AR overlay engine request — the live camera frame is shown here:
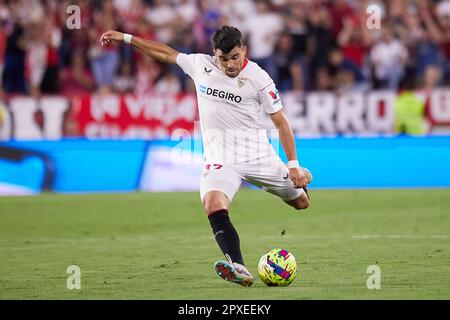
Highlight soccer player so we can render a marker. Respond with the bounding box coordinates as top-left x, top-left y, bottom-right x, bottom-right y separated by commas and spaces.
100, 26, 312, 287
